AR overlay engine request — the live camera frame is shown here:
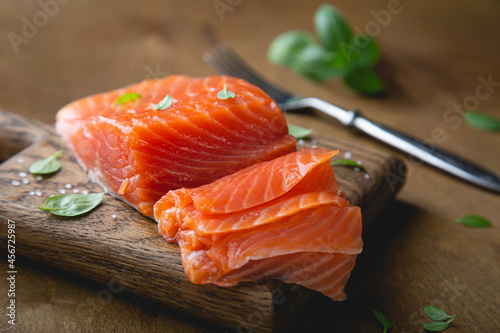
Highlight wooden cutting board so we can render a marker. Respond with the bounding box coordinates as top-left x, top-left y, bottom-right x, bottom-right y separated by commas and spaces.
0, 109, 405, 332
